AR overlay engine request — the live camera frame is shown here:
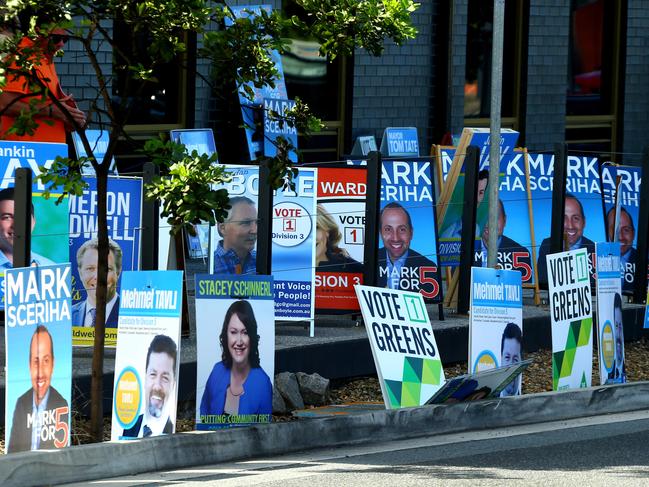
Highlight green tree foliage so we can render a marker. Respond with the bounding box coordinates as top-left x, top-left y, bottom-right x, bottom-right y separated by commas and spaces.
0, 0, 418, 441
